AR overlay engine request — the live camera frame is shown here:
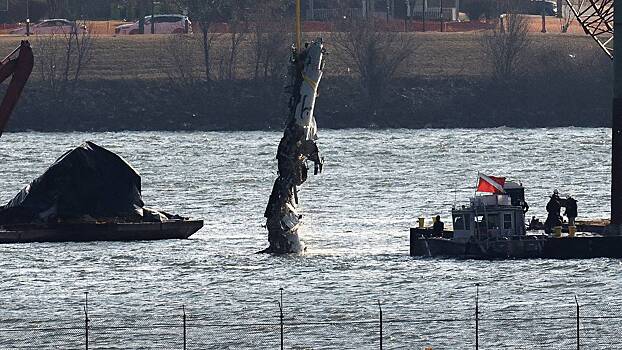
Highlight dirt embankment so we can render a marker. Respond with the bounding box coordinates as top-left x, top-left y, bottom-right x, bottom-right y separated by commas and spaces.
0, 32, 613, 131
